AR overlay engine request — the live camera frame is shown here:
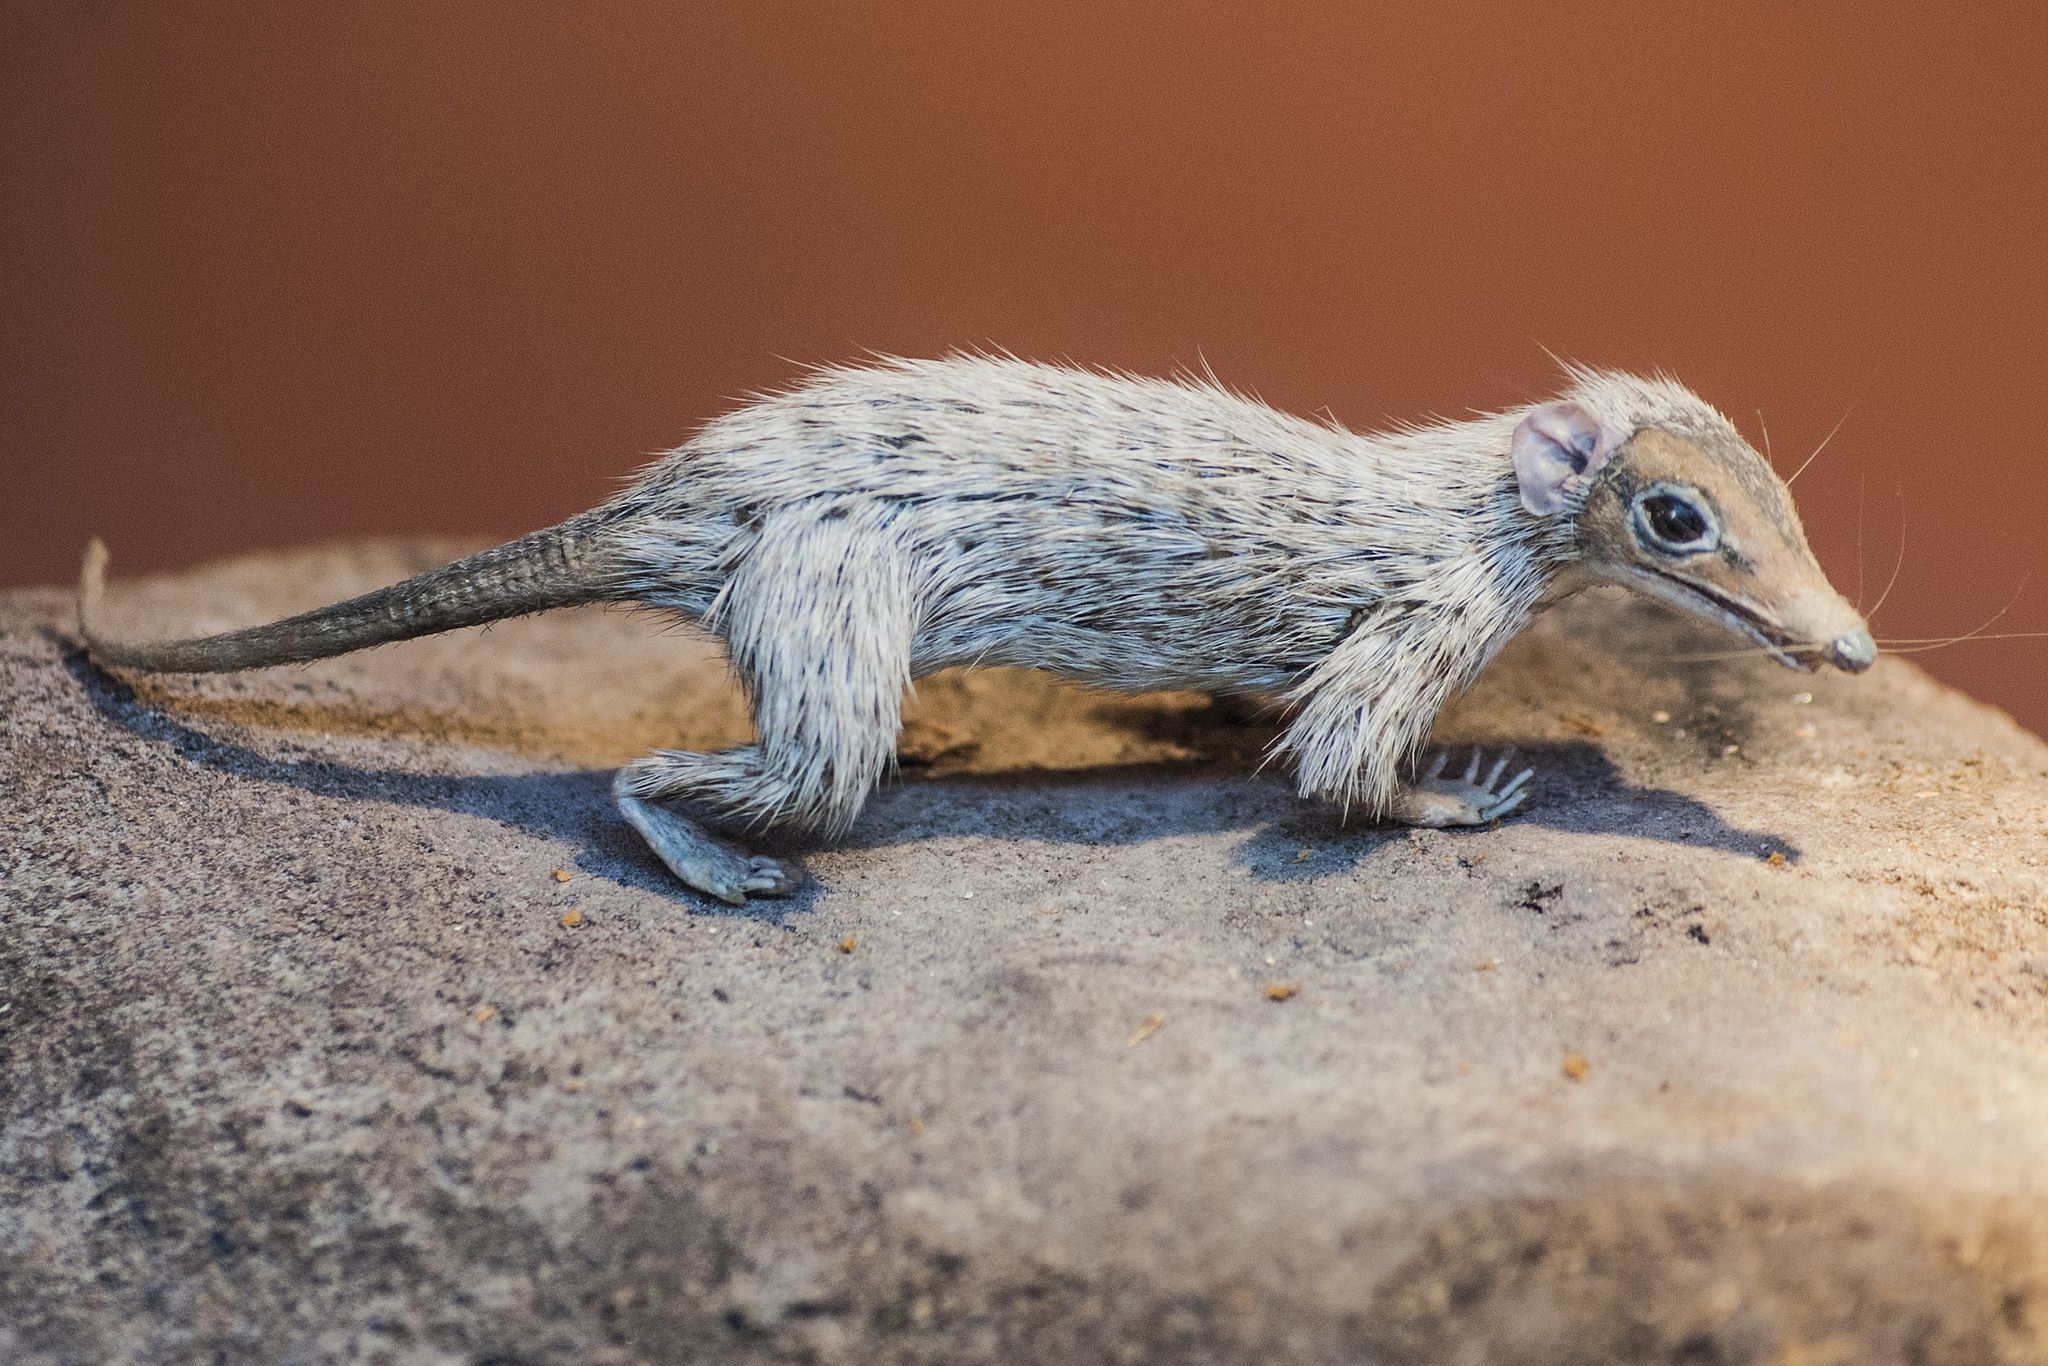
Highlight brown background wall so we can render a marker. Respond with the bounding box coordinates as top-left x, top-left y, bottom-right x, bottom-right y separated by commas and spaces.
4, 2, 2043, 735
